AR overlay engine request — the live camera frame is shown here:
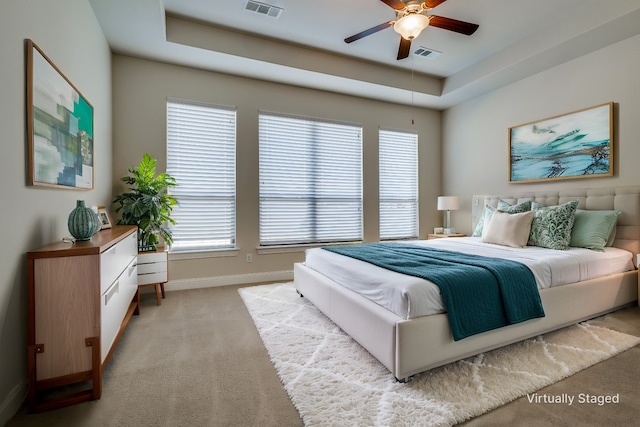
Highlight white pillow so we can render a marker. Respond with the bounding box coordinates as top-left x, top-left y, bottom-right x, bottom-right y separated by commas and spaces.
474, 200, 533, 238
482, 210, 535, 248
